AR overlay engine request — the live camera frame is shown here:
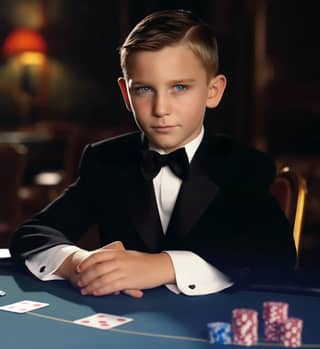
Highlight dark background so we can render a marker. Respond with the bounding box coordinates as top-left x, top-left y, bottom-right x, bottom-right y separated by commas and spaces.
0, 0, 319, 264
1, 1, 318, 149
